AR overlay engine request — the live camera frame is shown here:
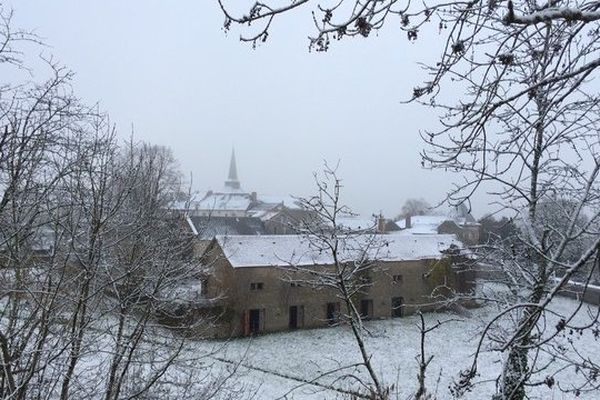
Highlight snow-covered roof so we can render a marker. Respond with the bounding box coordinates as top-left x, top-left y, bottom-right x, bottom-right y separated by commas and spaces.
394, 205, 479, 233
177, 192, 304, 215
395, 213, 480, 234
412, 215, 448, 227
258, 195, 303, 209
214, 234, 461, 268
194, 192, 253, 211
248, 209, 280, 221
395, 215, 447, 234
335, 216, 377, 232
189, 216, 265, 239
